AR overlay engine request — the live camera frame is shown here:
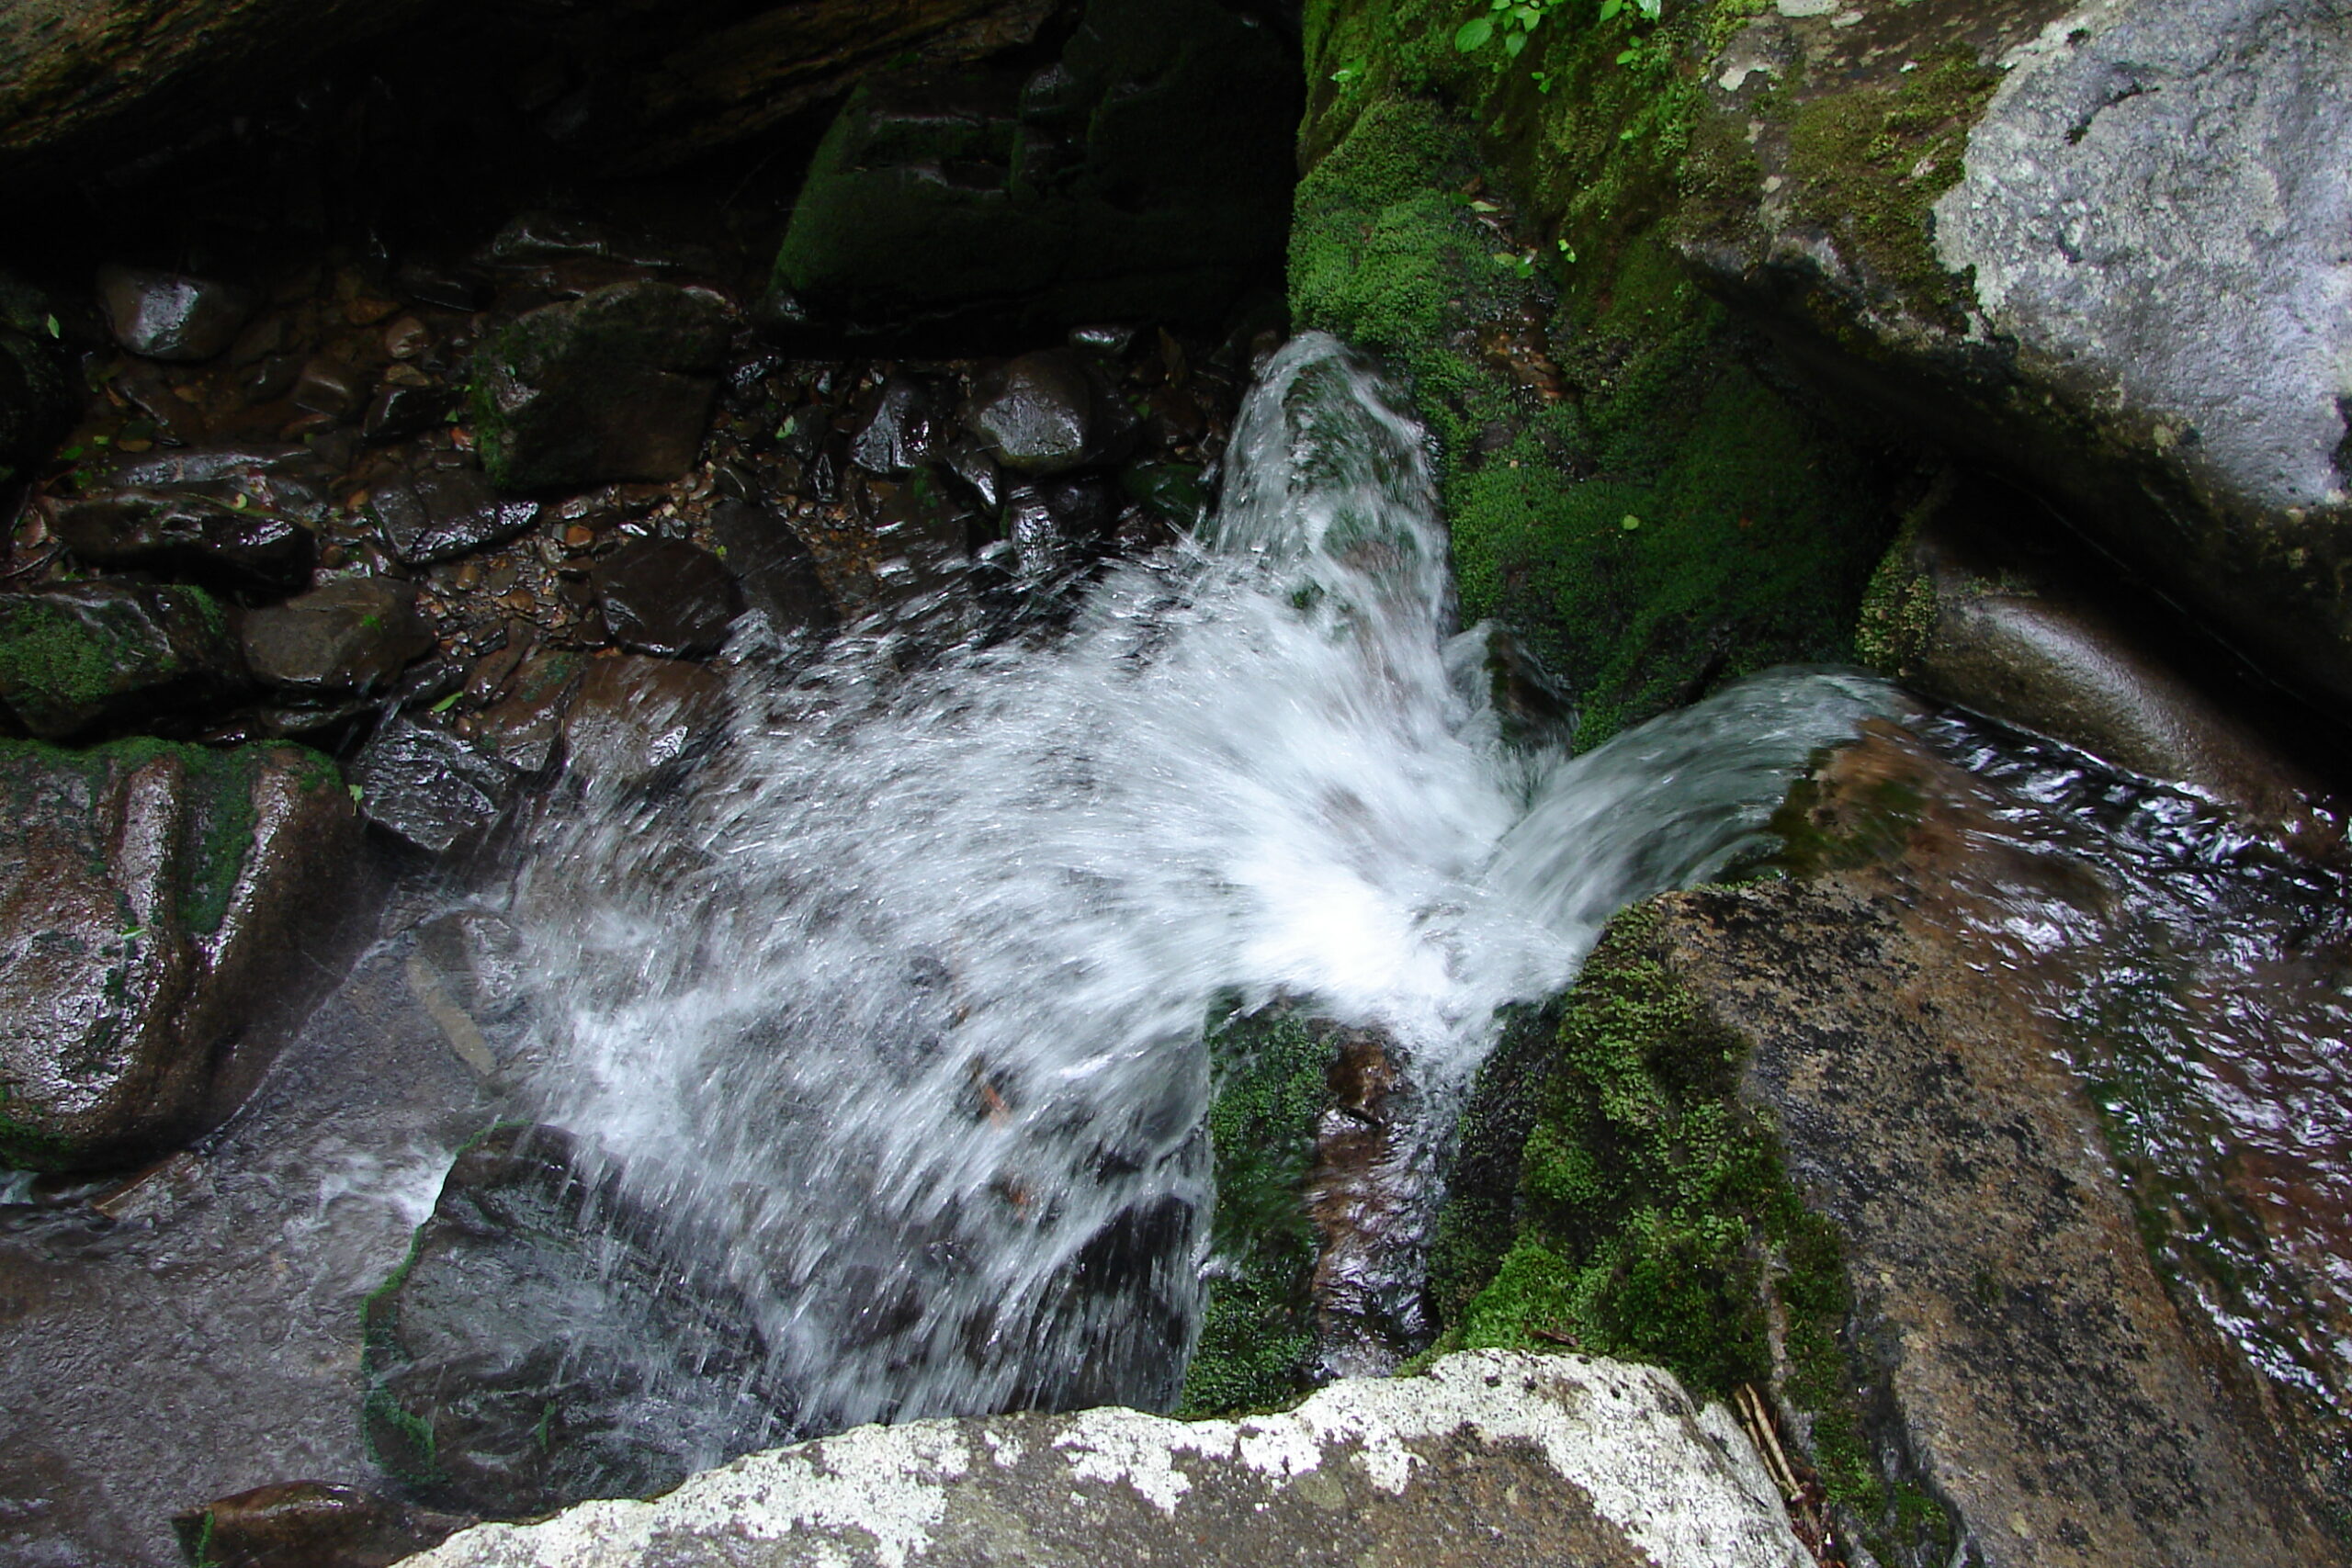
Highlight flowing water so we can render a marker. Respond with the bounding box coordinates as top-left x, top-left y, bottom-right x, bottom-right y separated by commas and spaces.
507, 333, 1905, 1441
